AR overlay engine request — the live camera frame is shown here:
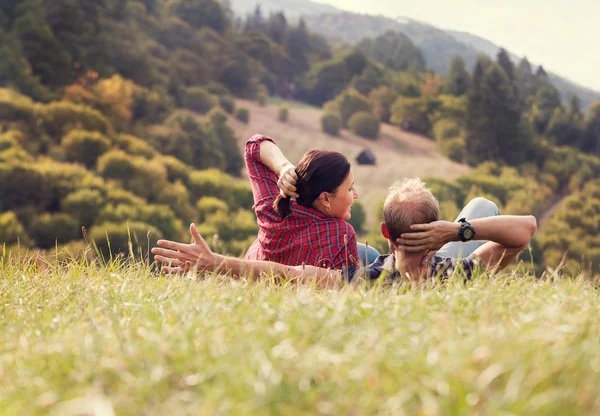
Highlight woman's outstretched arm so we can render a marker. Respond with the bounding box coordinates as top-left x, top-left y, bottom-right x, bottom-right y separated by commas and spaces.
152, 224, 342, 289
